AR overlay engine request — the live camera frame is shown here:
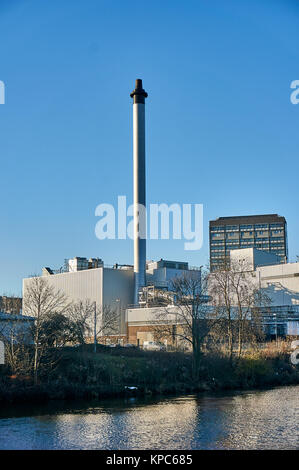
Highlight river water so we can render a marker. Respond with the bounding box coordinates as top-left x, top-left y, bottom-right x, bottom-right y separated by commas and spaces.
0, 385, 298, 450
